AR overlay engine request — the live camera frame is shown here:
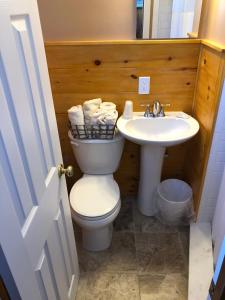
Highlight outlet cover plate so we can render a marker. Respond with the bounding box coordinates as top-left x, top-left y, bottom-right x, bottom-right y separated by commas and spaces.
138, 76, 150, 94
